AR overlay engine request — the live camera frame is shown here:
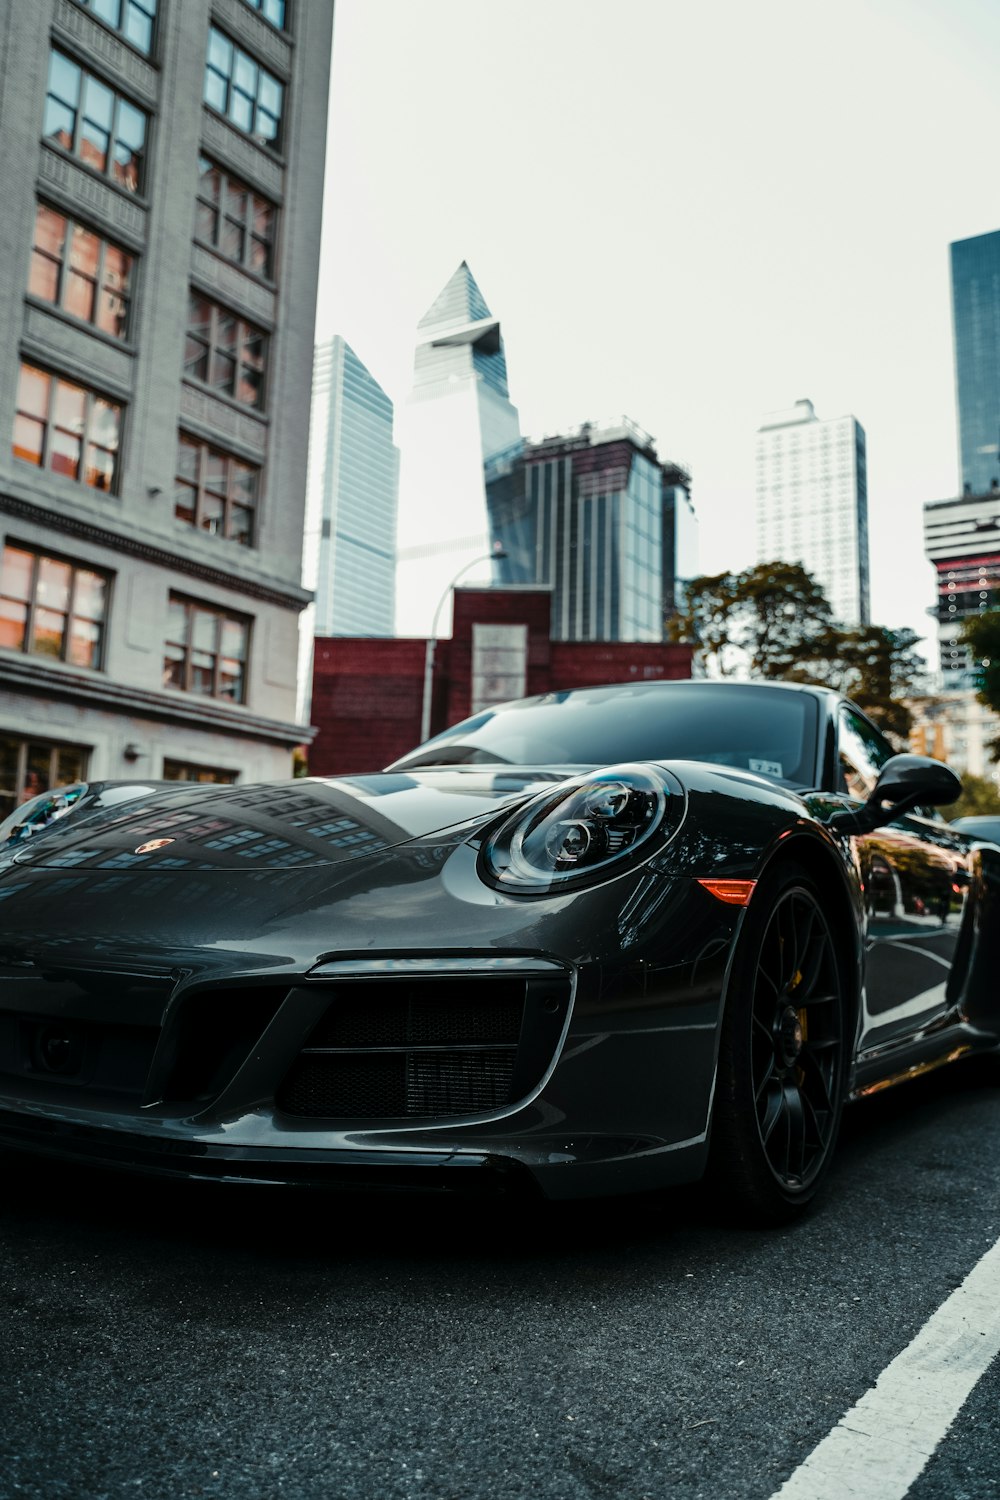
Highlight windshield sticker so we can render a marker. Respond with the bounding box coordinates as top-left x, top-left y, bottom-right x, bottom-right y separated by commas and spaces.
749, 758, 783, 778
